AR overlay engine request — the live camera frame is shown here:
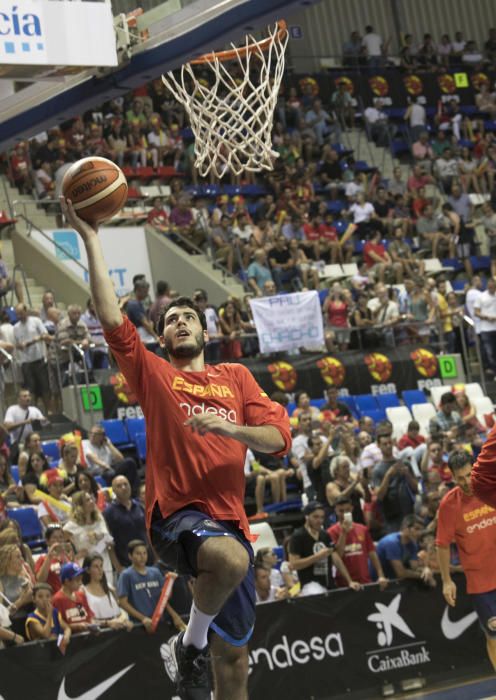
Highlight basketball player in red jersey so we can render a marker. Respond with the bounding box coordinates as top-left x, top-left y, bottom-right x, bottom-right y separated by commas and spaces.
437, 448, 496, 669
61, 197, 291, 700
